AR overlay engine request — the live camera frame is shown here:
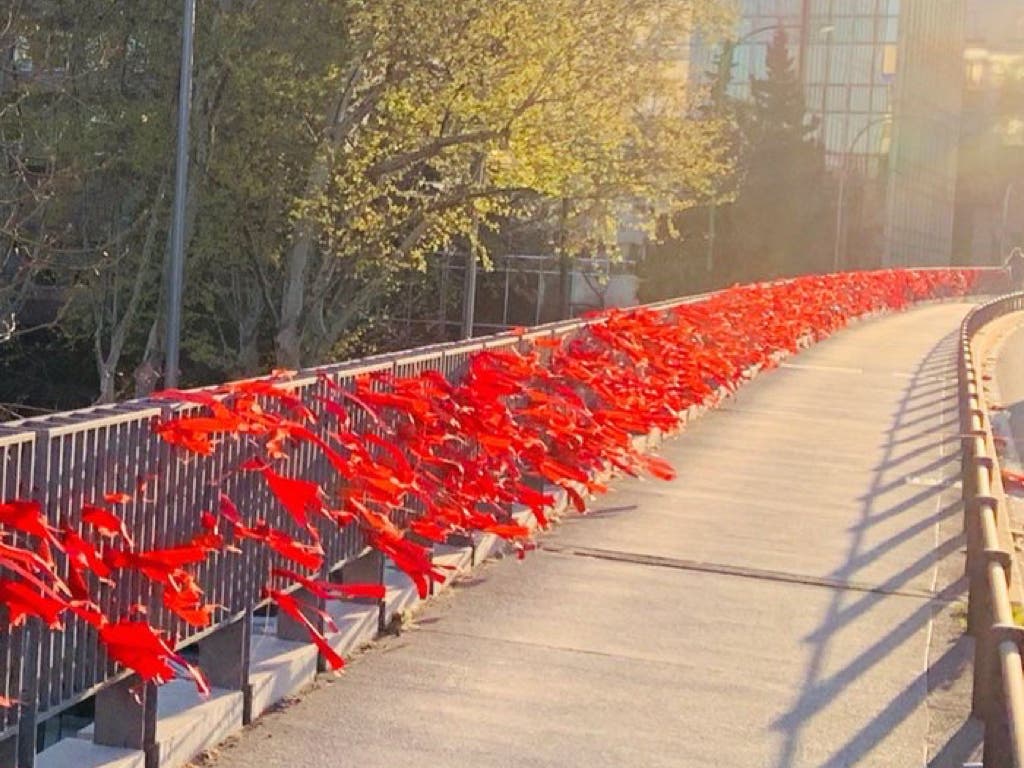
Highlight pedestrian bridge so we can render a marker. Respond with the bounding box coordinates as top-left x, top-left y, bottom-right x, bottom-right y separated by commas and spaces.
3, 272, 1022, 768
199, 302, 980, 768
